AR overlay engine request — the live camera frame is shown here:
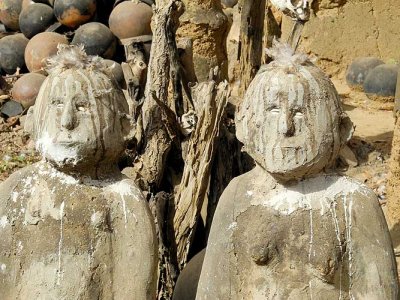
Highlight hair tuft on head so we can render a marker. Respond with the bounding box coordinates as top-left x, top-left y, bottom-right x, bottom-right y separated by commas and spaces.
46, 44, 106, 74
265, 39, 310, 68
